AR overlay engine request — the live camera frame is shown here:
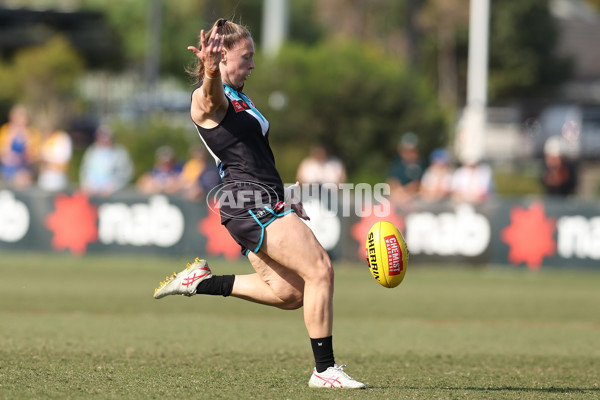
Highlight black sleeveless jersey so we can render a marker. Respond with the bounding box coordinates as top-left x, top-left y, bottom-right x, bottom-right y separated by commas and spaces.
192, 82, 285, 222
